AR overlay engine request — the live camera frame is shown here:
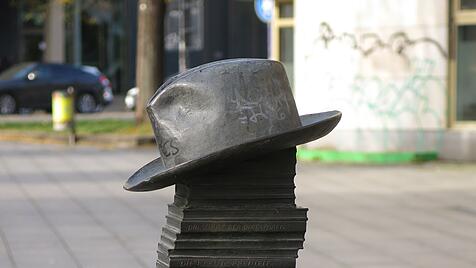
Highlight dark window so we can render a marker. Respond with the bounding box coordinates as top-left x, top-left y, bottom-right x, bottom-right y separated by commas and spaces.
279, 3, 294, 18
34, 65, 53, 80
456, 25, 476, 120
279, 27, 294, 88
461, 0, 476, 10
164, 0, 204, 51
